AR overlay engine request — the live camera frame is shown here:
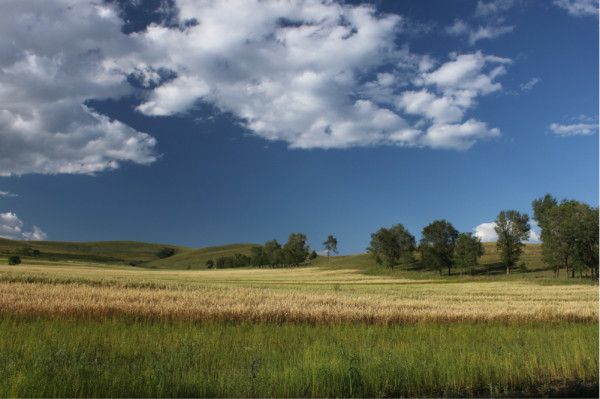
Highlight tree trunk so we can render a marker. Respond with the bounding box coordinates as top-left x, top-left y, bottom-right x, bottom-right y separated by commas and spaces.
506, 265, 510, 275
448, 266, 451, 276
